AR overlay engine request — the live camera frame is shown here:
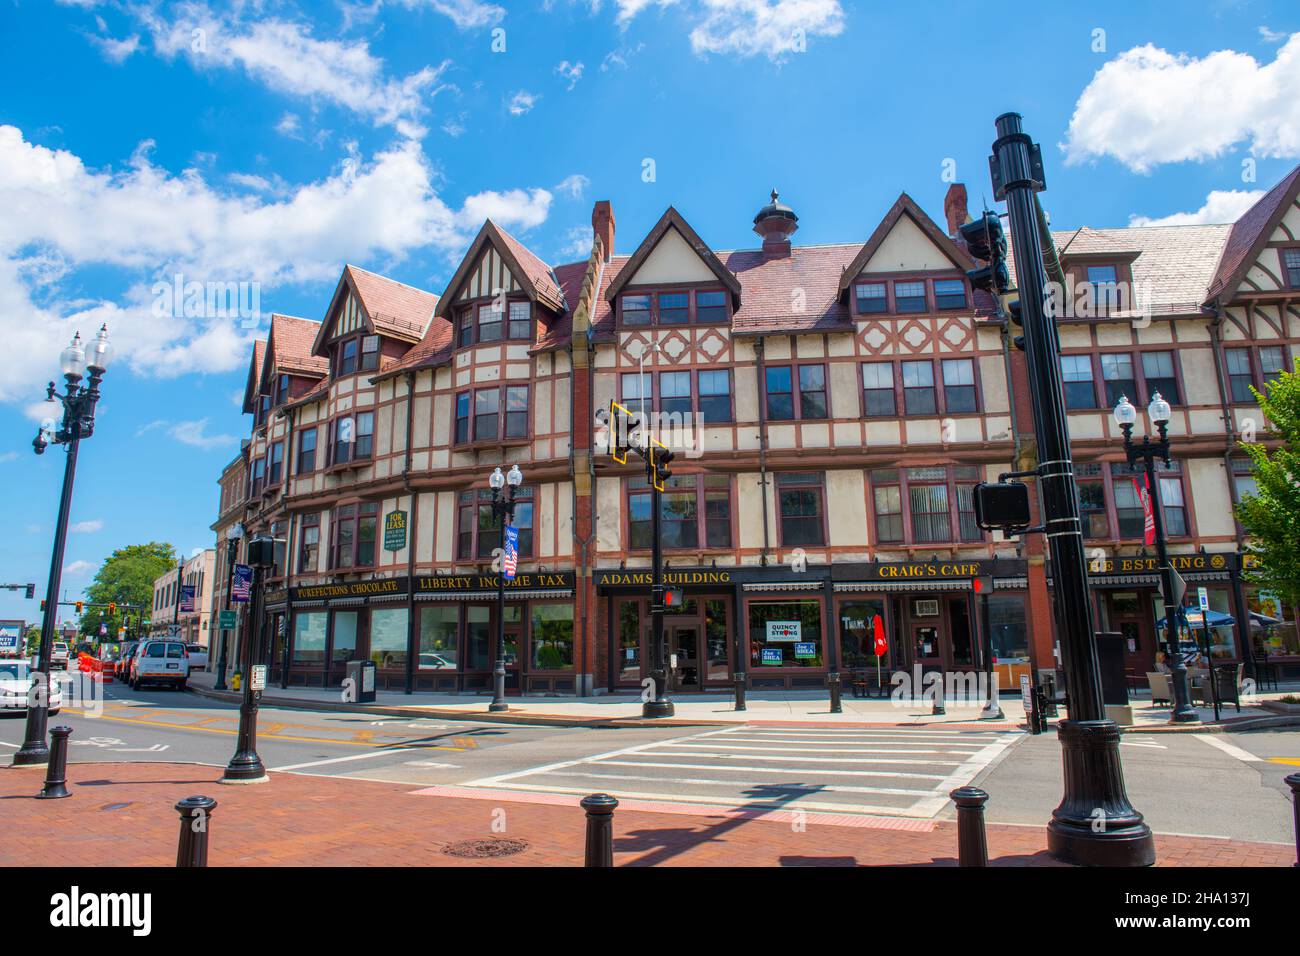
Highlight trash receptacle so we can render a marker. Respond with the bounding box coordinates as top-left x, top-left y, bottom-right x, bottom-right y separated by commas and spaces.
345, 659, 376, 703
